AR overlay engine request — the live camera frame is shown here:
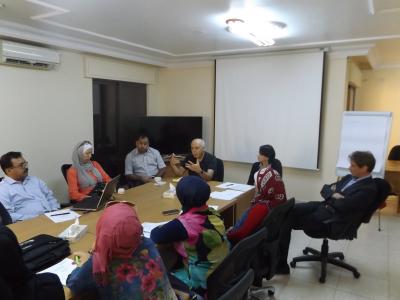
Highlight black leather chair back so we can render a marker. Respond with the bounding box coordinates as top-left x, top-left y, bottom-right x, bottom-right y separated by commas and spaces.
0, 201, 12, 225
218, 269, 254, 300
362, 178, 391, 223
207, 227, 267, 300
214, 158, 224, 182
254, 198, 294, 282
61, 164, 72, 182
388, 145, 400, 160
